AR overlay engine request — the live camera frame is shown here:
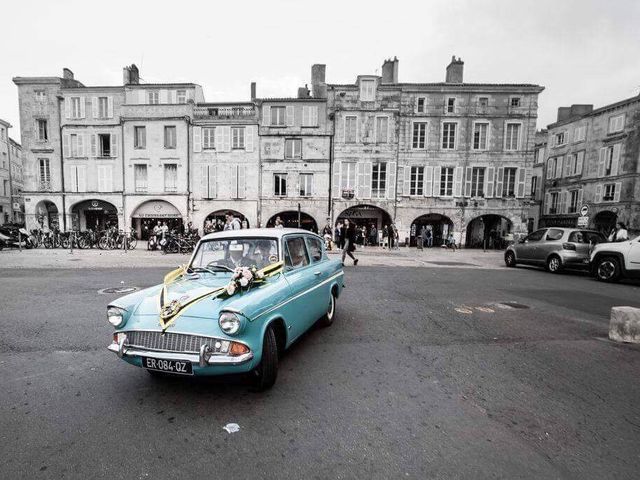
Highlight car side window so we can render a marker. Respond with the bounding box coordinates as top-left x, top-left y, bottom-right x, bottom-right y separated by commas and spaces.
526, 229, 546, 242
545, 229, 564, 241
306, 236, 324, 263
284, 237, 310, 270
